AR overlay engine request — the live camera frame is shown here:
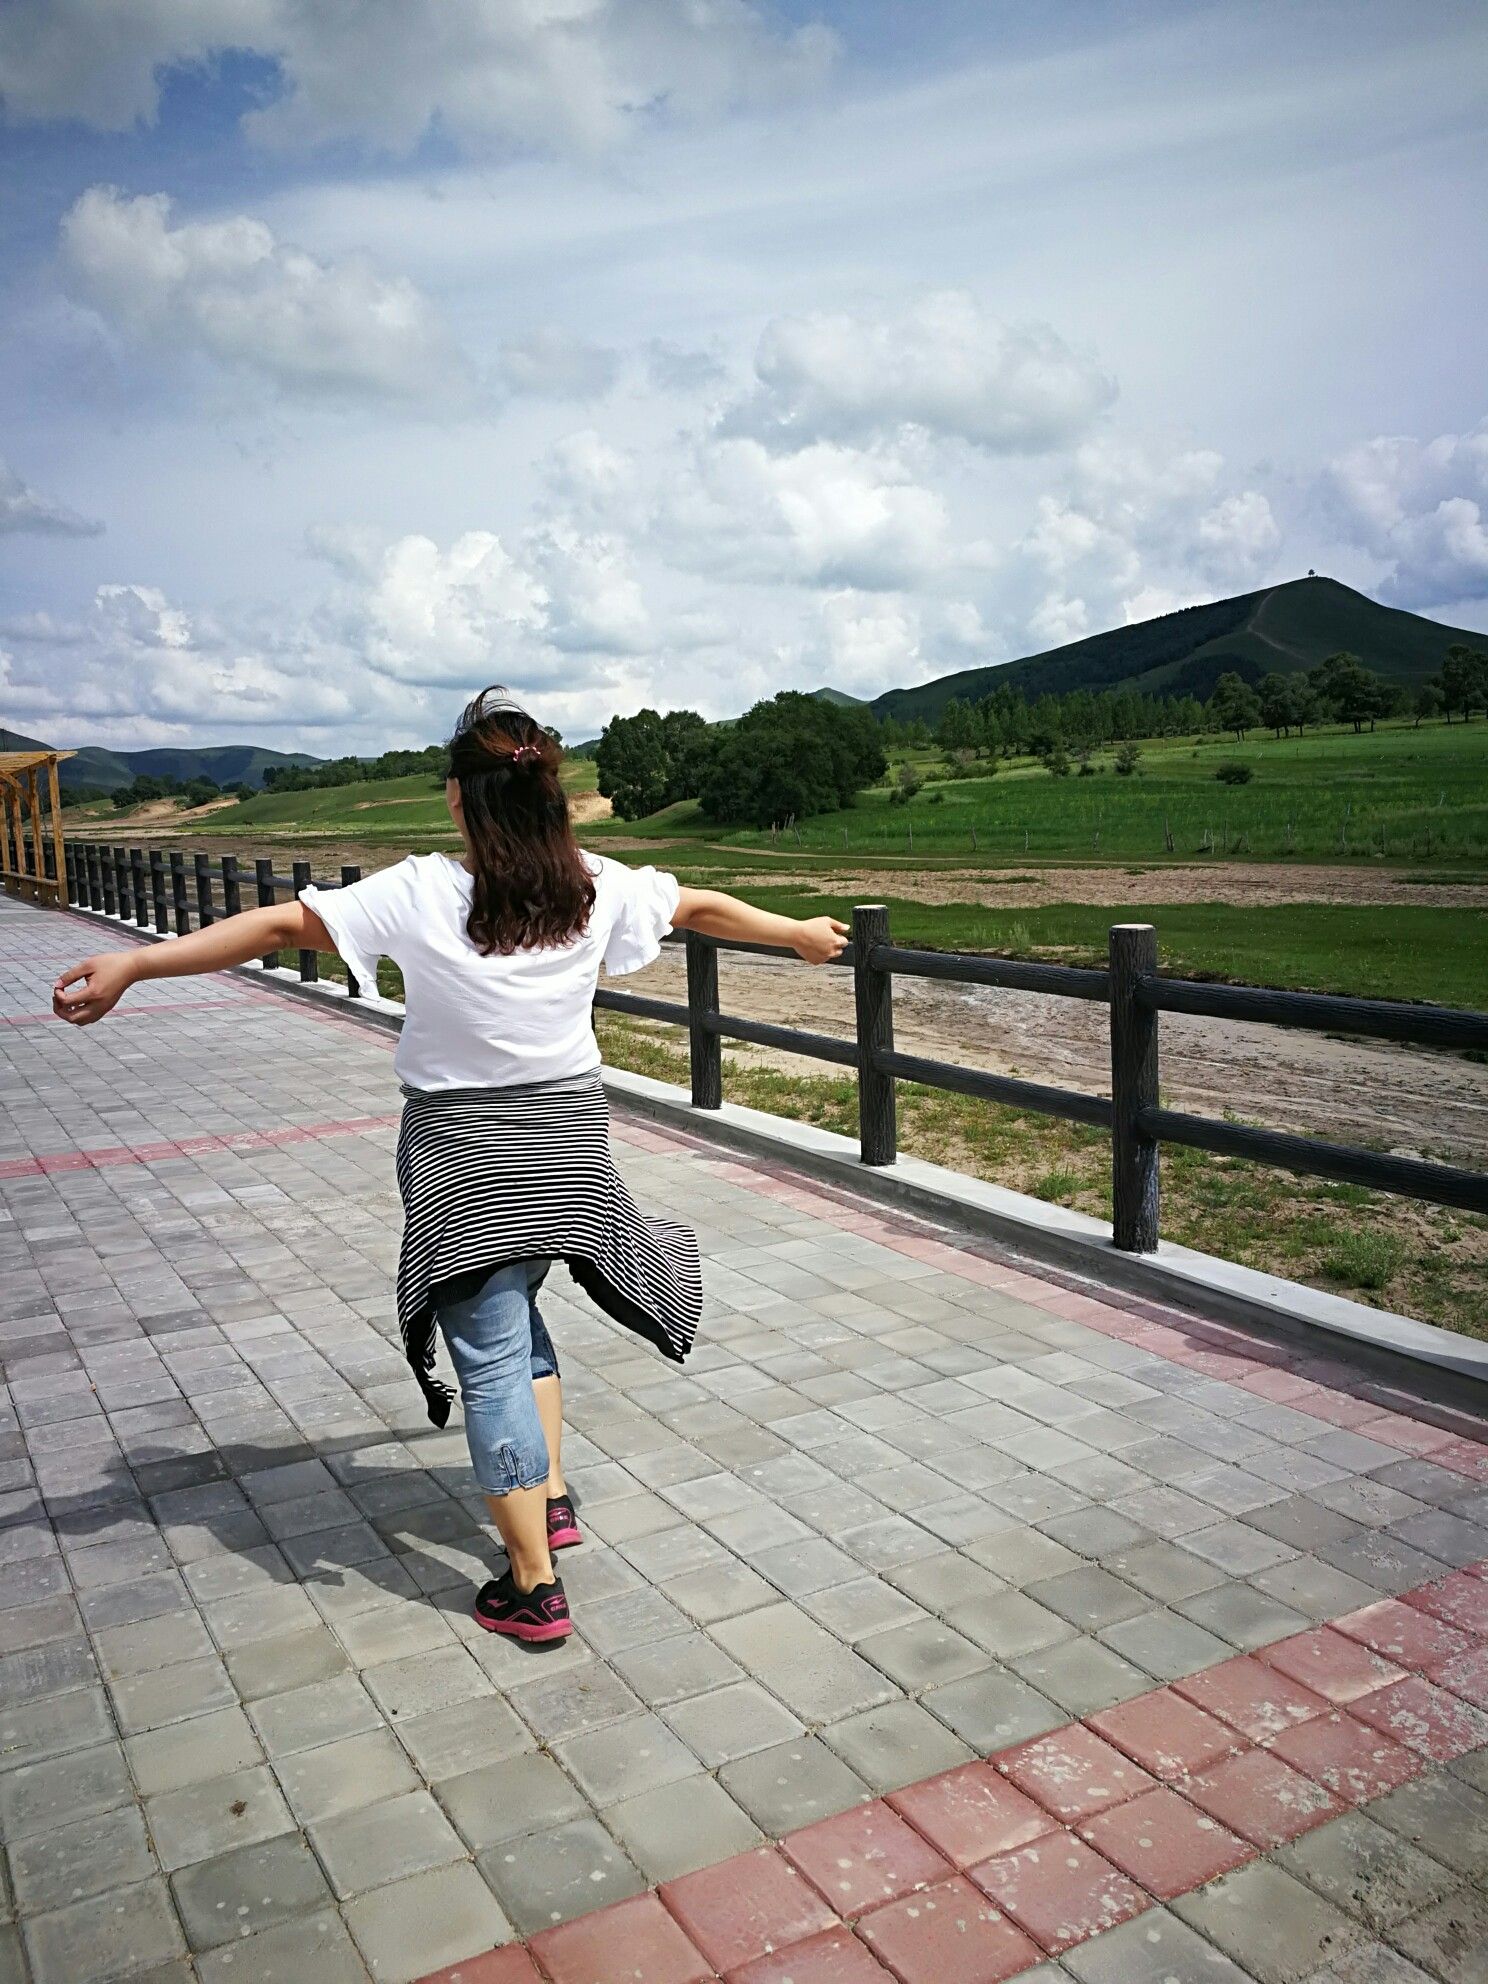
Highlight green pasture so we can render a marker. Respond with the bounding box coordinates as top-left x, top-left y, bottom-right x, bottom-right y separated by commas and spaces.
589, 718, 1488, 869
